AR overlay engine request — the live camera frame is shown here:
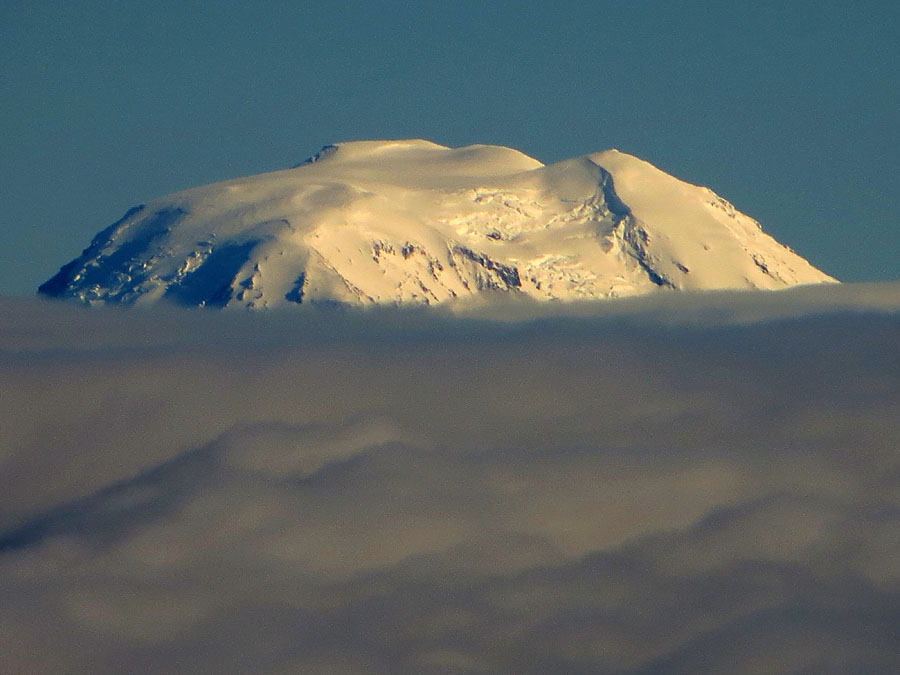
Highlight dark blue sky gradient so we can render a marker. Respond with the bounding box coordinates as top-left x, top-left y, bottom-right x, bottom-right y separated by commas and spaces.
2, 0, 898, 294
